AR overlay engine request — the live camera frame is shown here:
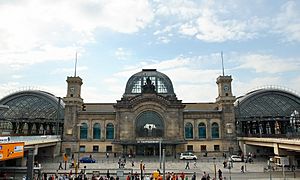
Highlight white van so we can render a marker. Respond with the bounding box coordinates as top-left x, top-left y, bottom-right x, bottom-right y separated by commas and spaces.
180, 152, 197, 160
